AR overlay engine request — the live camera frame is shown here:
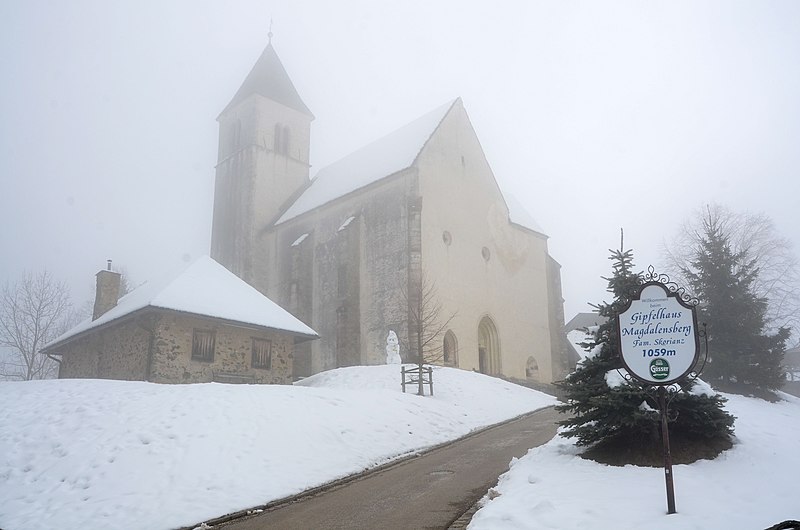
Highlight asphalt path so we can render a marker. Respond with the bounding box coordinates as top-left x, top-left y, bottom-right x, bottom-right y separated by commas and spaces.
217, 406, 560, 530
